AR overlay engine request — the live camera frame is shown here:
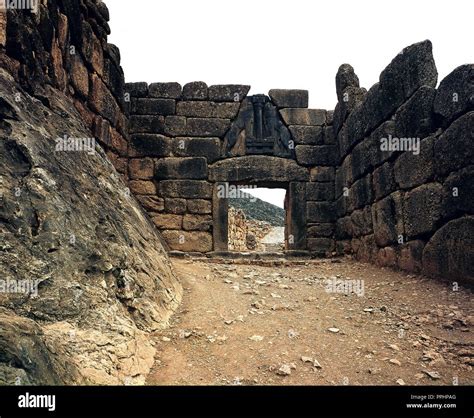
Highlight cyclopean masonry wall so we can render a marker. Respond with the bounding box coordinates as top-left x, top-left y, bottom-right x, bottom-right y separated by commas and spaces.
1, 0, 130, 178
124, 40, 473, 283
125, 82, 338, 254
333, 40, 473, 284
1, 0, 470, 287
